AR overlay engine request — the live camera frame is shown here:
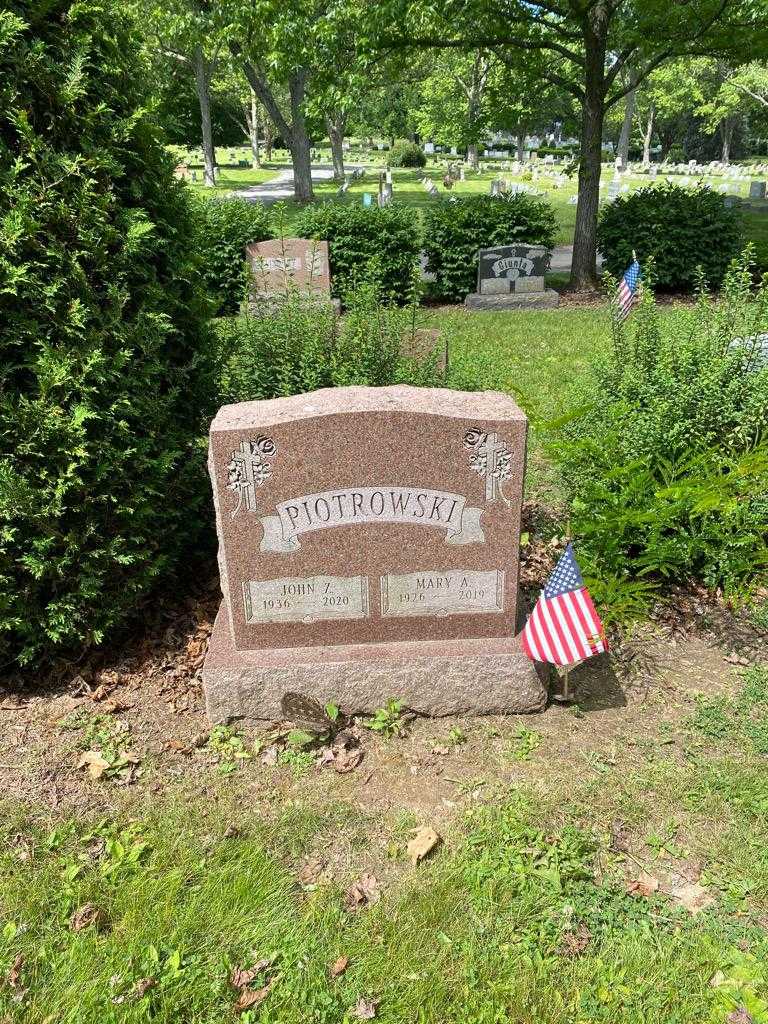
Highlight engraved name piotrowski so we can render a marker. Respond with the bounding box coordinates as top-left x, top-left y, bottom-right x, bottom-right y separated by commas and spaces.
259, 486, 486, 554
